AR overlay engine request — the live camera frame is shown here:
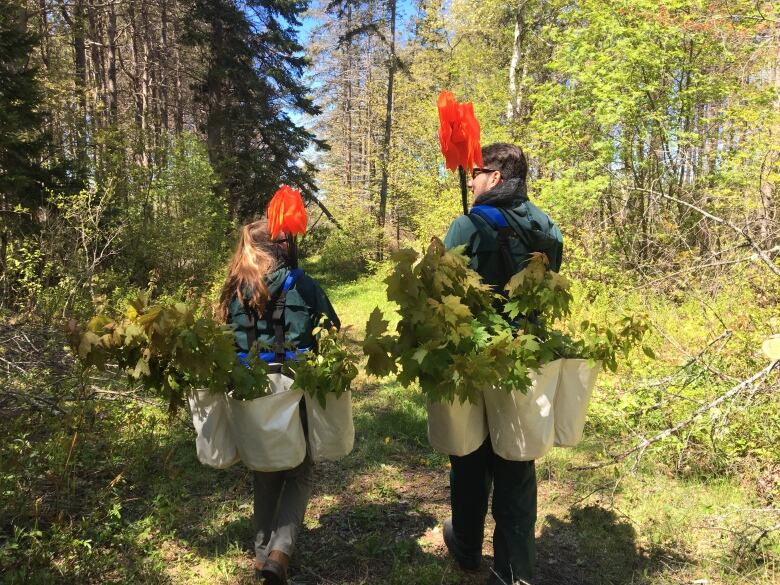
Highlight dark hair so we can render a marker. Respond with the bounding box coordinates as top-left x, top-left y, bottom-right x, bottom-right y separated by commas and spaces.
482, 143, 528, 181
